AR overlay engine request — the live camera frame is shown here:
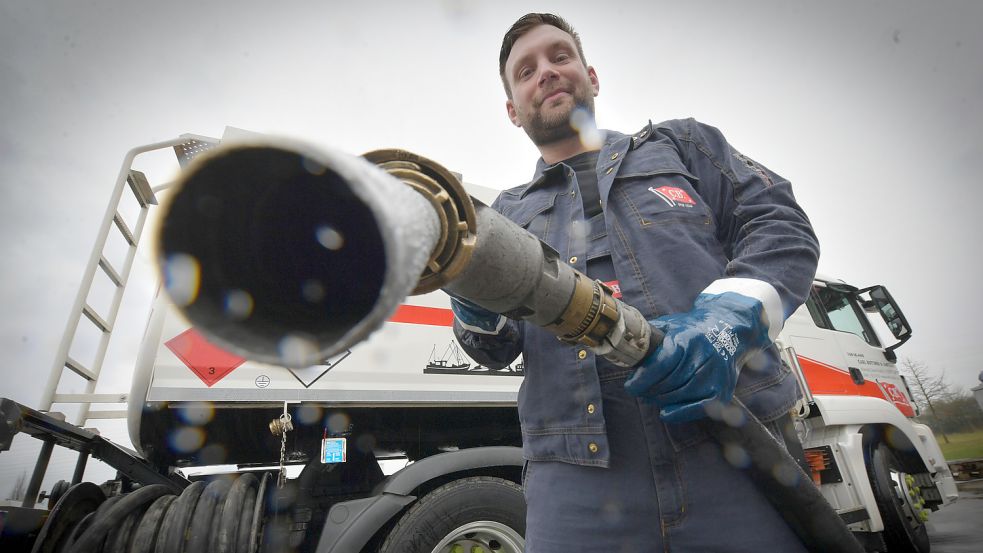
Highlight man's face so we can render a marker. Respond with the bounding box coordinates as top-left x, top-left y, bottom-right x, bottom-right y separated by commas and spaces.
504, 25, 599, 146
